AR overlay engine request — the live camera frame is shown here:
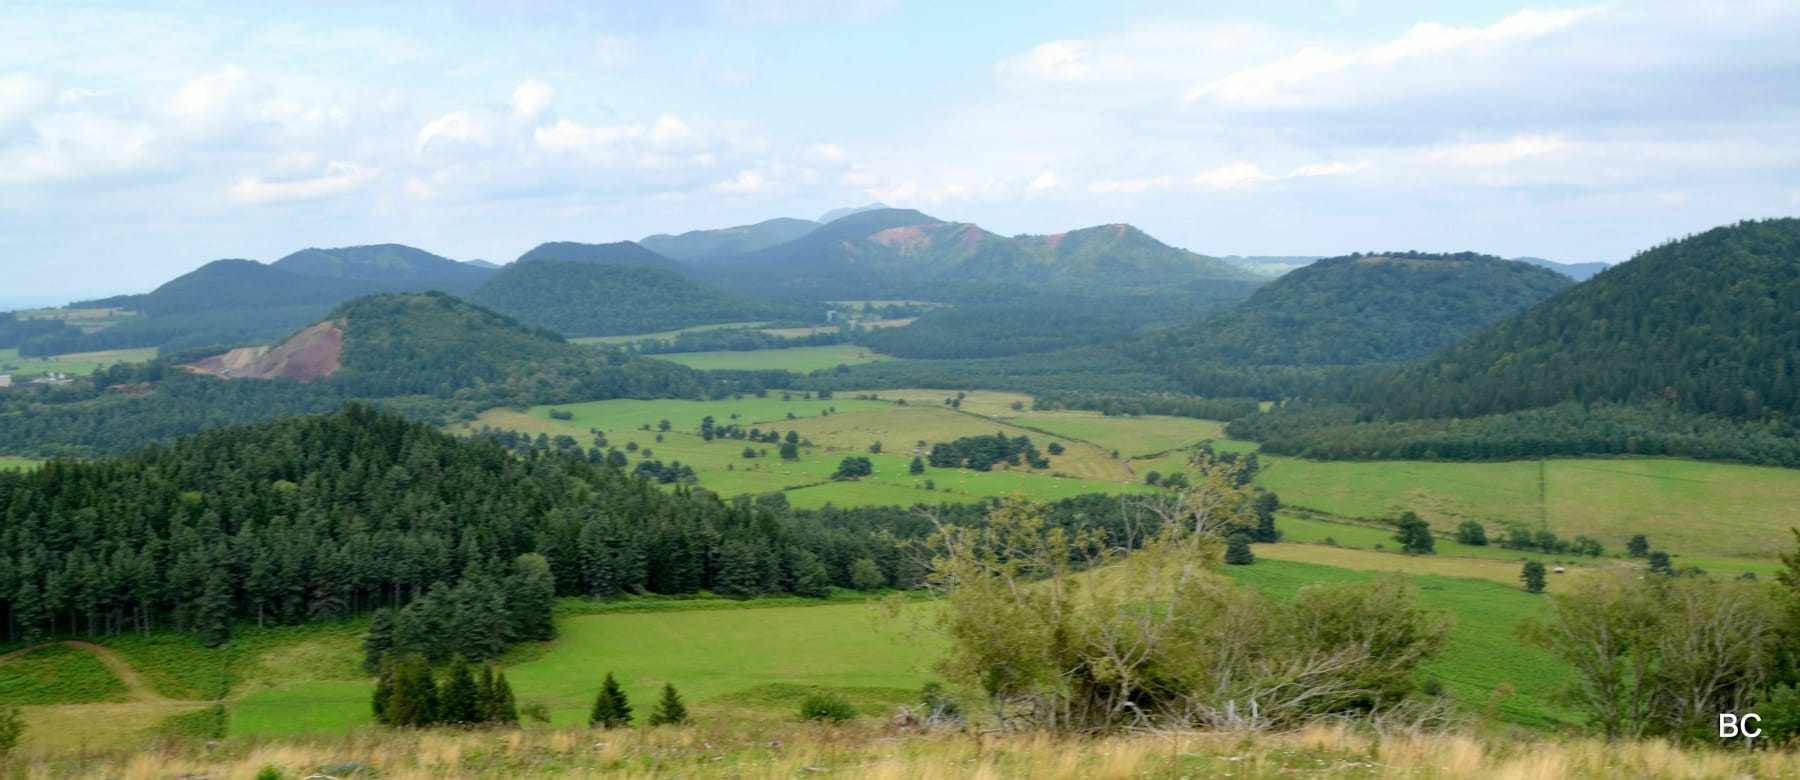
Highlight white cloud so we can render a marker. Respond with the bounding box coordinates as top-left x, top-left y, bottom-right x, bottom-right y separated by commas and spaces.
1427, 135, 1568, 166
1088, 175, 1176, 194
0, 112, 159, 185
647, 115, 703, 152
230, 160, 376, 204
802, 142, 847, 167
0, 74, 51, 129
417, 111, 493, 151
511, 80, 555, 120
167, 65, 254, 119
1186, 7, 1600, 109
710, 169, 785, 194
1005, 40, 1098, 83
1193, 162, 1276, 189
1025, 171, 1062, 195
